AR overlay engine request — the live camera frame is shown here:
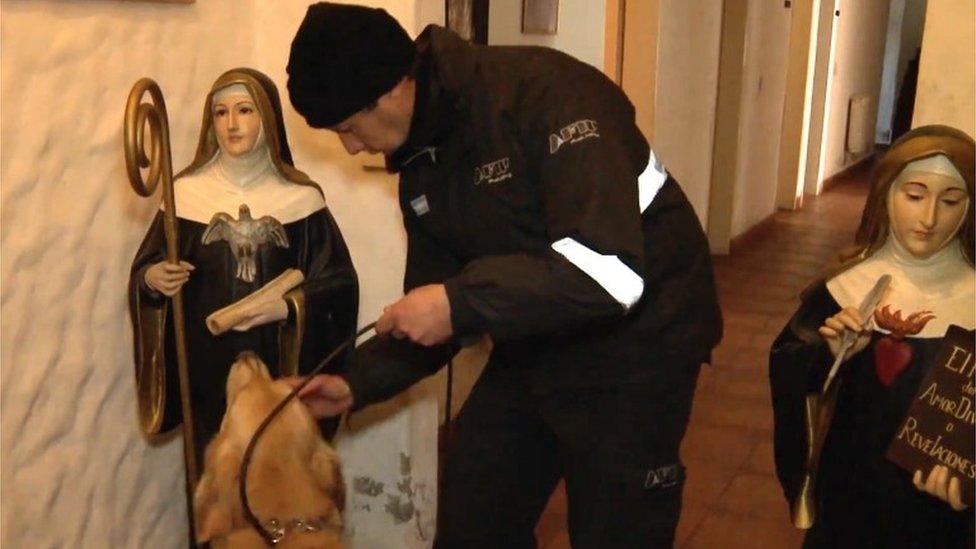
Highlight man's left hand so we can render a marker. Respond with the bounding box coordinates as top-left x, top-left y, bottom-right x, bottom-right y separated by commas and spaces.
377, 284, 452, 346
